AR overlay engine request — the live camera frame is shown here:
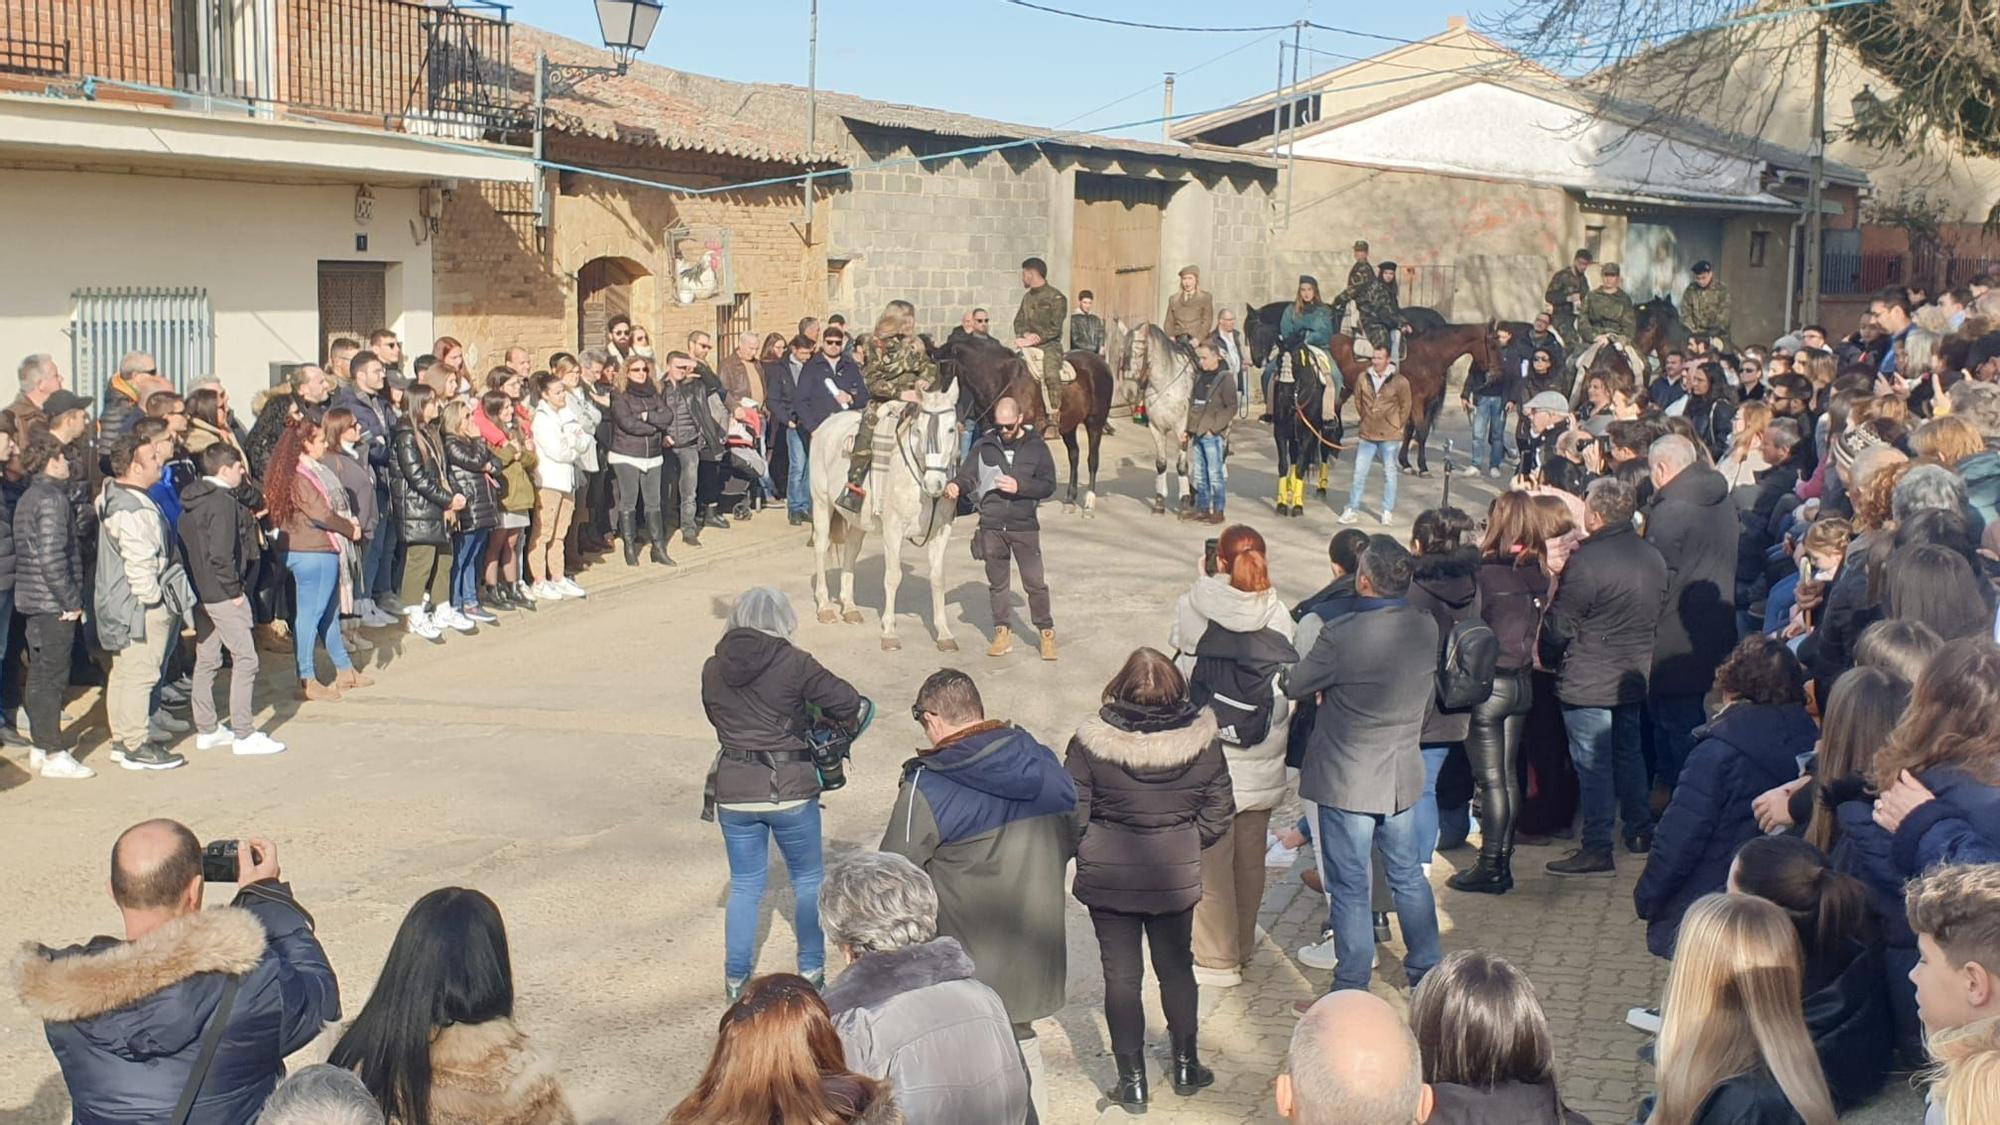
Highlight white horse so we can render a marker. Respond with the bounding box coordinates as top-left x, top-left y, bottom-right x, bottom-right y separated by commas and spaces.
1118, 321, 1196, 514
808, 390, 962, 651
